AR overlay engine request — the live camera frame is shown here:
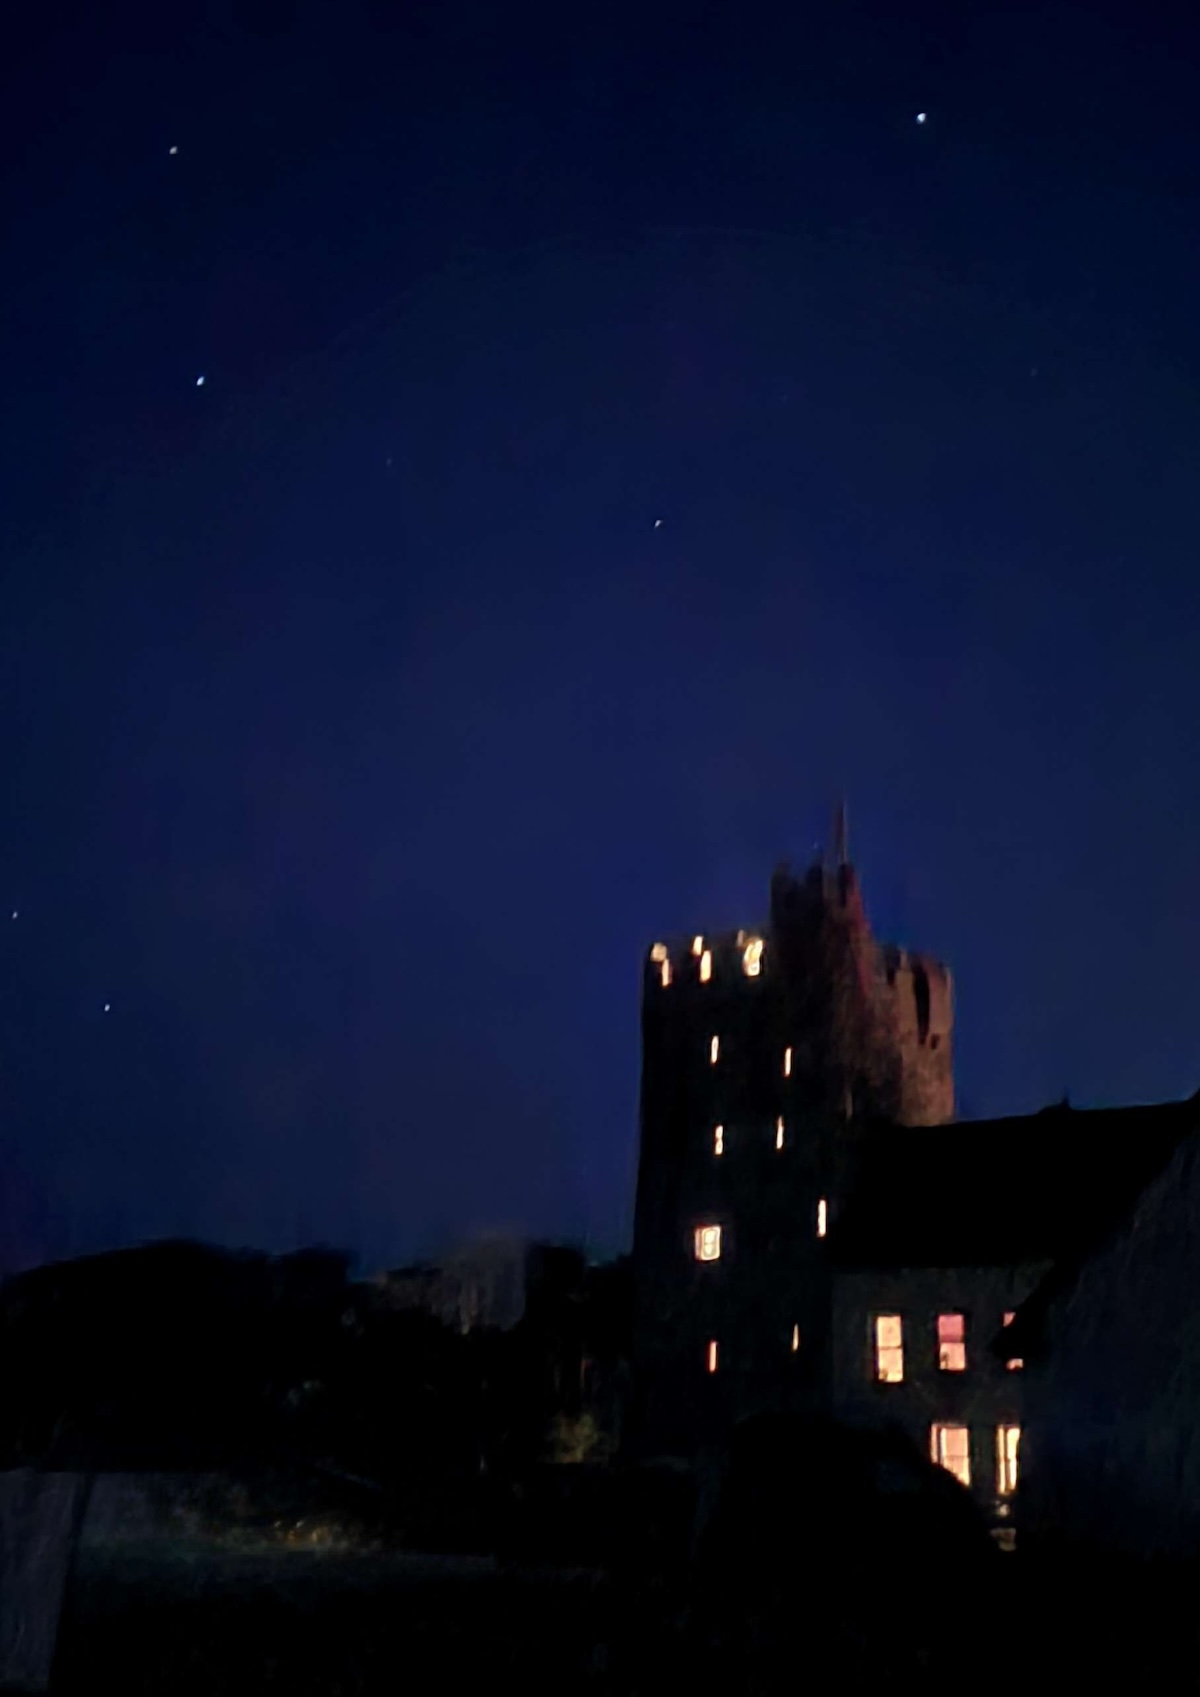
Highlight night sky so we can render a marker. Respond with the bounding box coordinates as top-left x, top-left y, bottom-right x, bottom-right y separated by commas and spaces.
3, 0, 1198, 1276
